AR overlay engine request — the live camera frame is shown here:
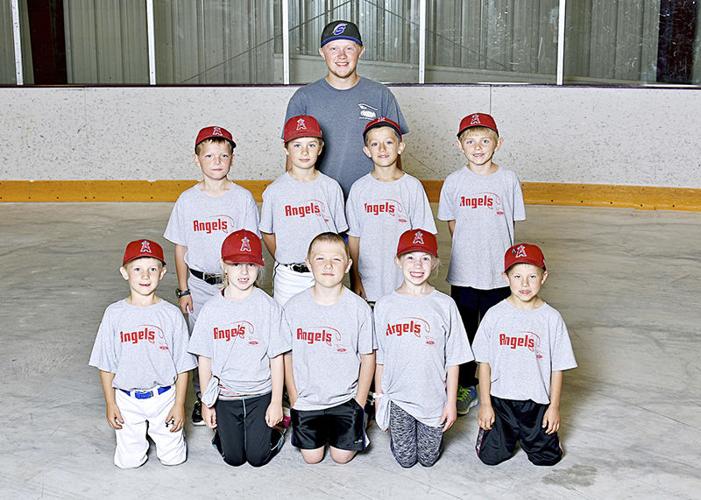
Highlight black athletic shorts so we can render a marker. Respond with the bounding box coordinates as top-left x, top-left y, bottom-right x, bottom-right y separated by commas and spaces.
476, 396, 562, 466
291, 398, 367, 451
